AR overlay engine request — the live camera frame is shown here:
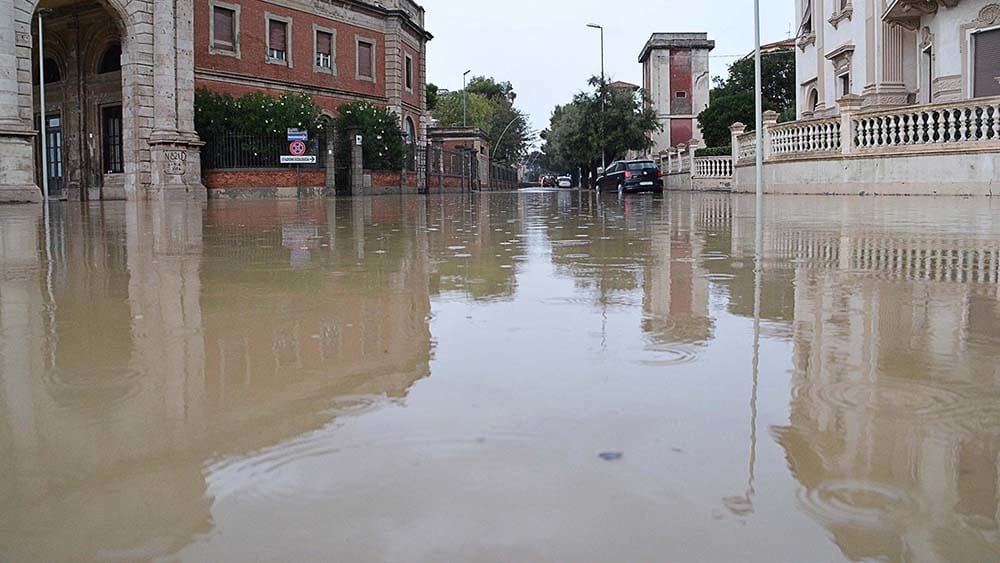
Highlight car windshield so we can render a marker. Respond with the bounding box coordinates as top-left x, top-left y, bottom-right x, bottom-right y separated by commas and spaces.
626, 162, 658, 171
